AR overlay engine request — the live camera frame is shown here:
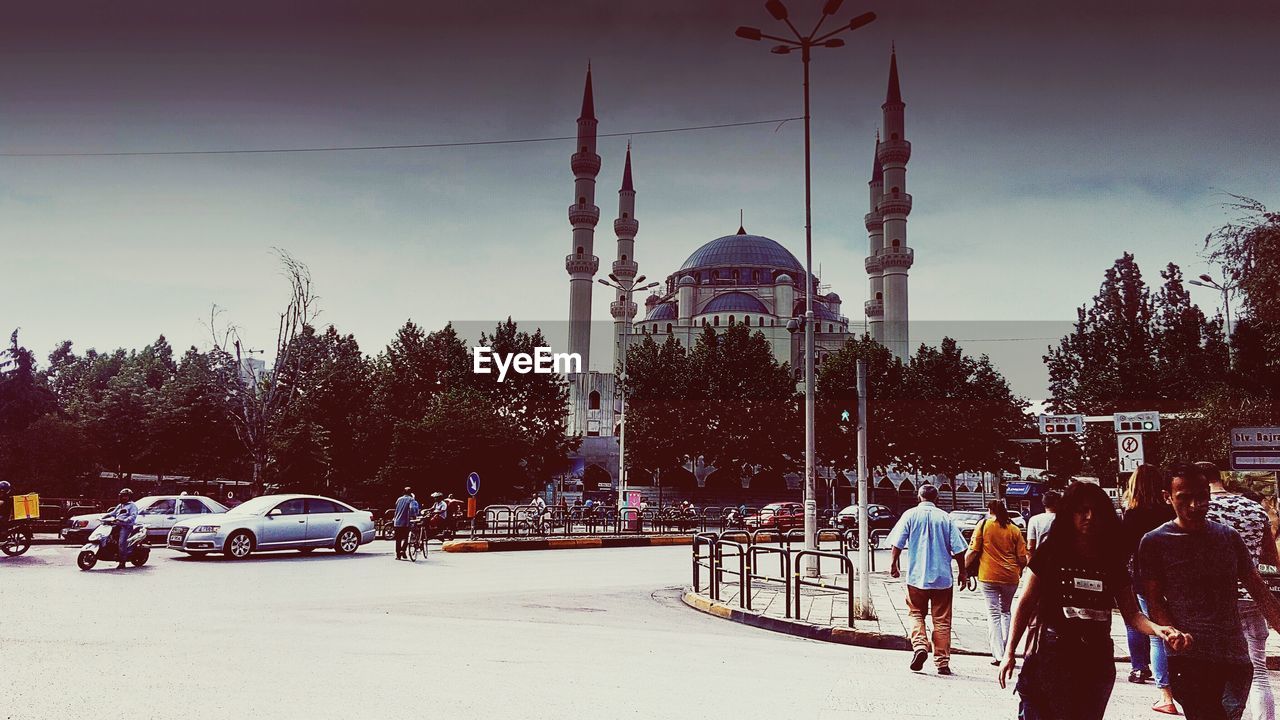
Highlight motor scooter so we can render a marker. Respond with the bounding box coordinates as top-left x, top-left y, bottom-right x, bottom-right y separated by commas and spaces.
77, 517, 150, 571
